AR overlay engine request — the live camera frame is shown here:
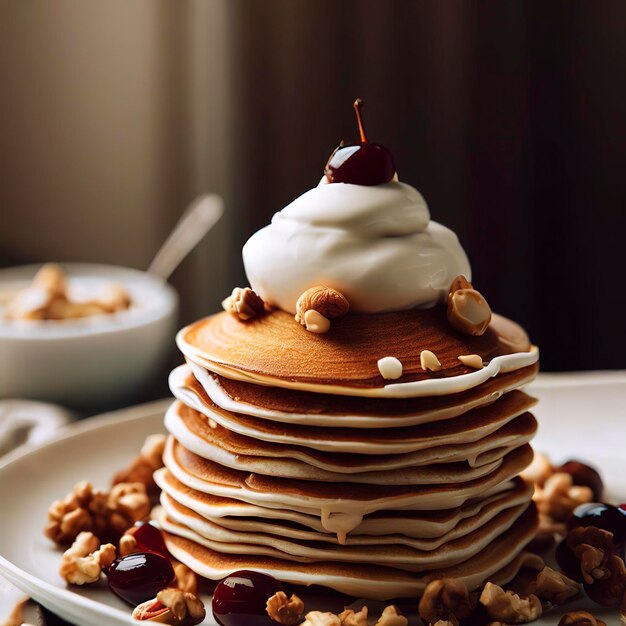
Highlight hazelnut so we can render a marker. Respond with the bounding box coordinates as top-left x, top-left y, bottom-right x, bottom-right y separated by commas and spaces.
303, 309, 331, 334
447, 276, 492, 337
223, 287, 265, 321
295, 286, 349, 324
558, 611, 607, 626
